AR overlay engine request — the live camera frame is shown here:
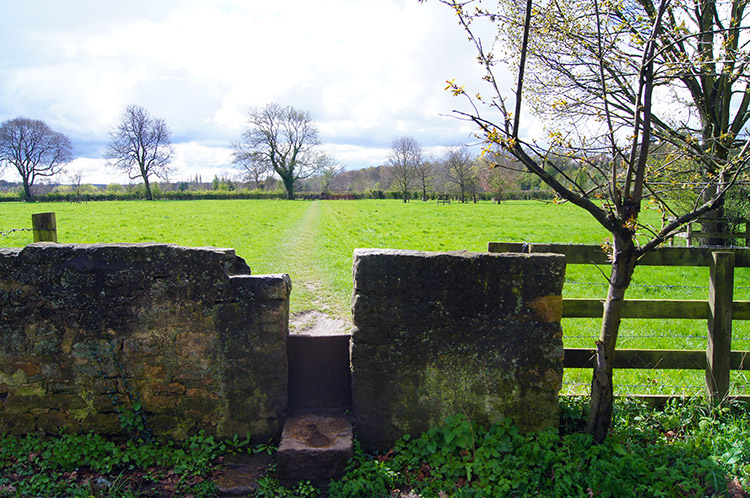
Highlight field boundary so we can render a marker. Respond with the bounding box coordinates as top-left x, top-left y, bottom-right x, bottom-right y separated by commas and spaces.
488, 242, 750, 404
